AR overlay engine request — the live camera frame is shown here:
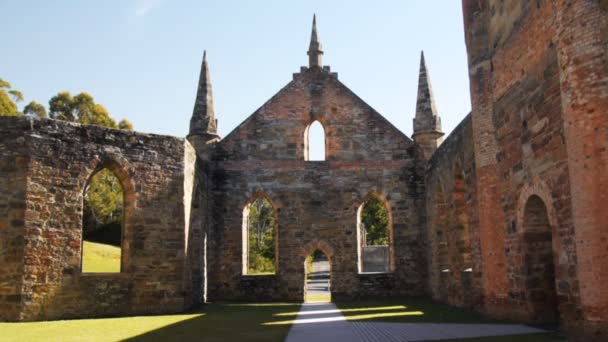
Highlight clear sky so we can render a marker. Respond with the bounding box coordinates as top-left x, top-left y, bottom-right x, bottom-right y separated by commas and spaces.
1, 1, 471, 142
